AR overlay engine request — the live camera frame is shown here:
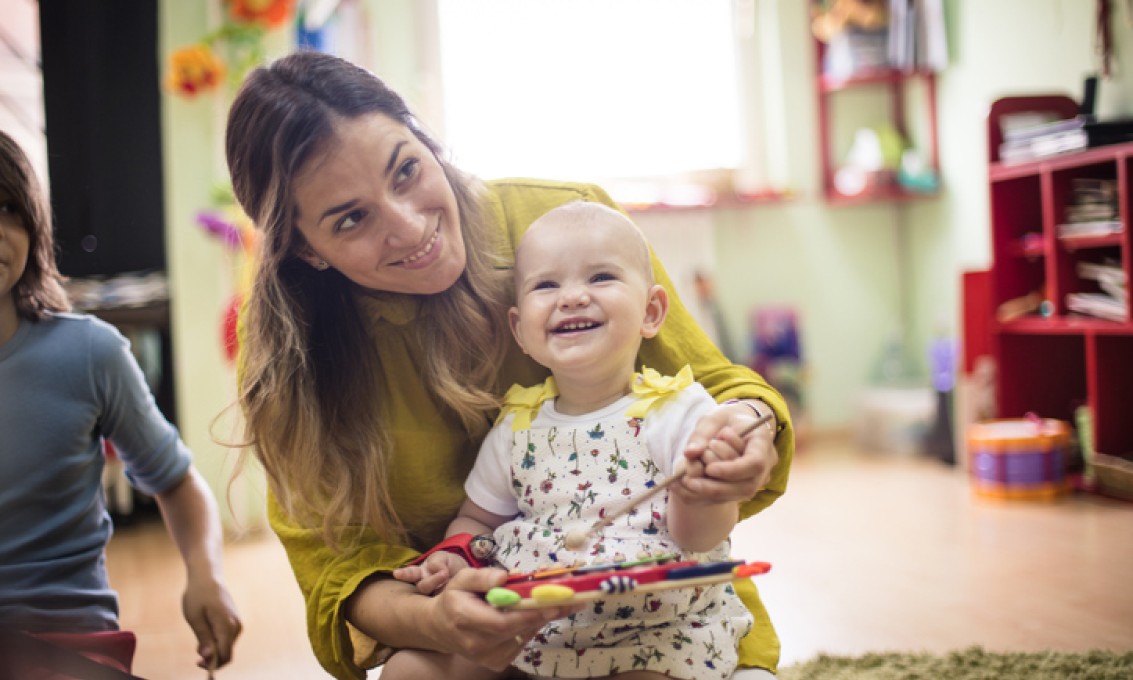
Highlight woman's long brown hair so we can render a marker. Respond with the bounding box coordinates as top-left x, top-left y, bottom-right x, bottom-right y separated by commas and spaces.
225, 52, 509, 548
